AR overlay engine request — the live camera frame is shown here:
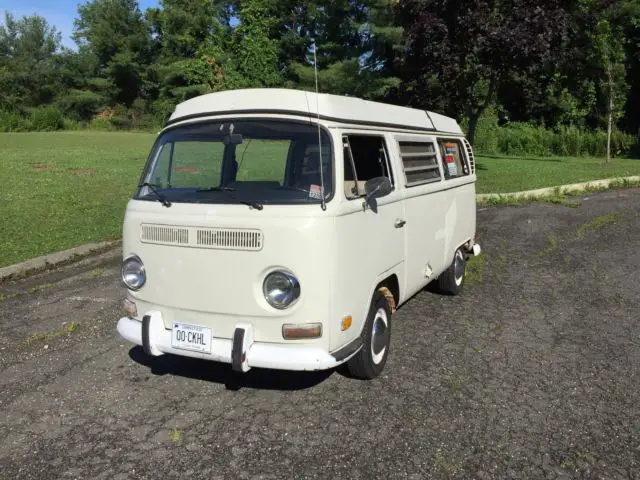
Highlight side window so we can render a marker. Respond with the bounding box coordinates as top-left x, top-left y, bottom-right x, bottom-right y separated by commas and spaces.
437, 138, 470, 179
343, 134, 393, 199
397, 140, 441, 187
